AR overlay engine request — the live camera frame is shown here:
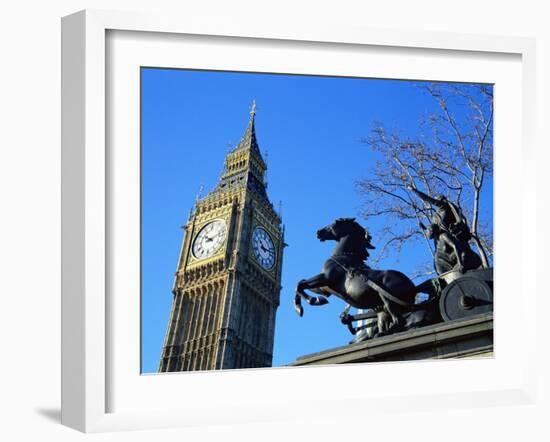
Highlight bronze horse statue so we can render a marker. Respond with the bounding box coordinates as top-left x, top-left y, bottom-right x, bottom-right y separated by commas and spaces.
295, 218, 418, 335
